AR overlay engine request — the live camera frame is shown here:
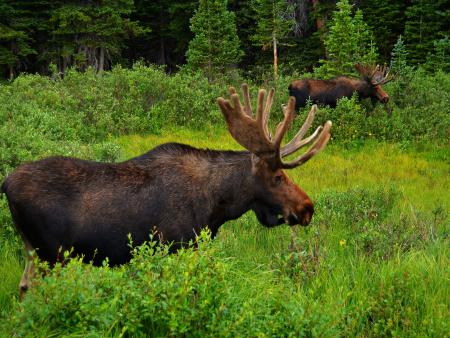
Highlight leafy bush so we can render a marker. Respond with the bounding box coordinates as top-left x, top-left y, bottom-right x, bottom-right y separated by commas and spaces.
2, 232, 334, 337
314, 187, 446, 260
6, 232, 228, 337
